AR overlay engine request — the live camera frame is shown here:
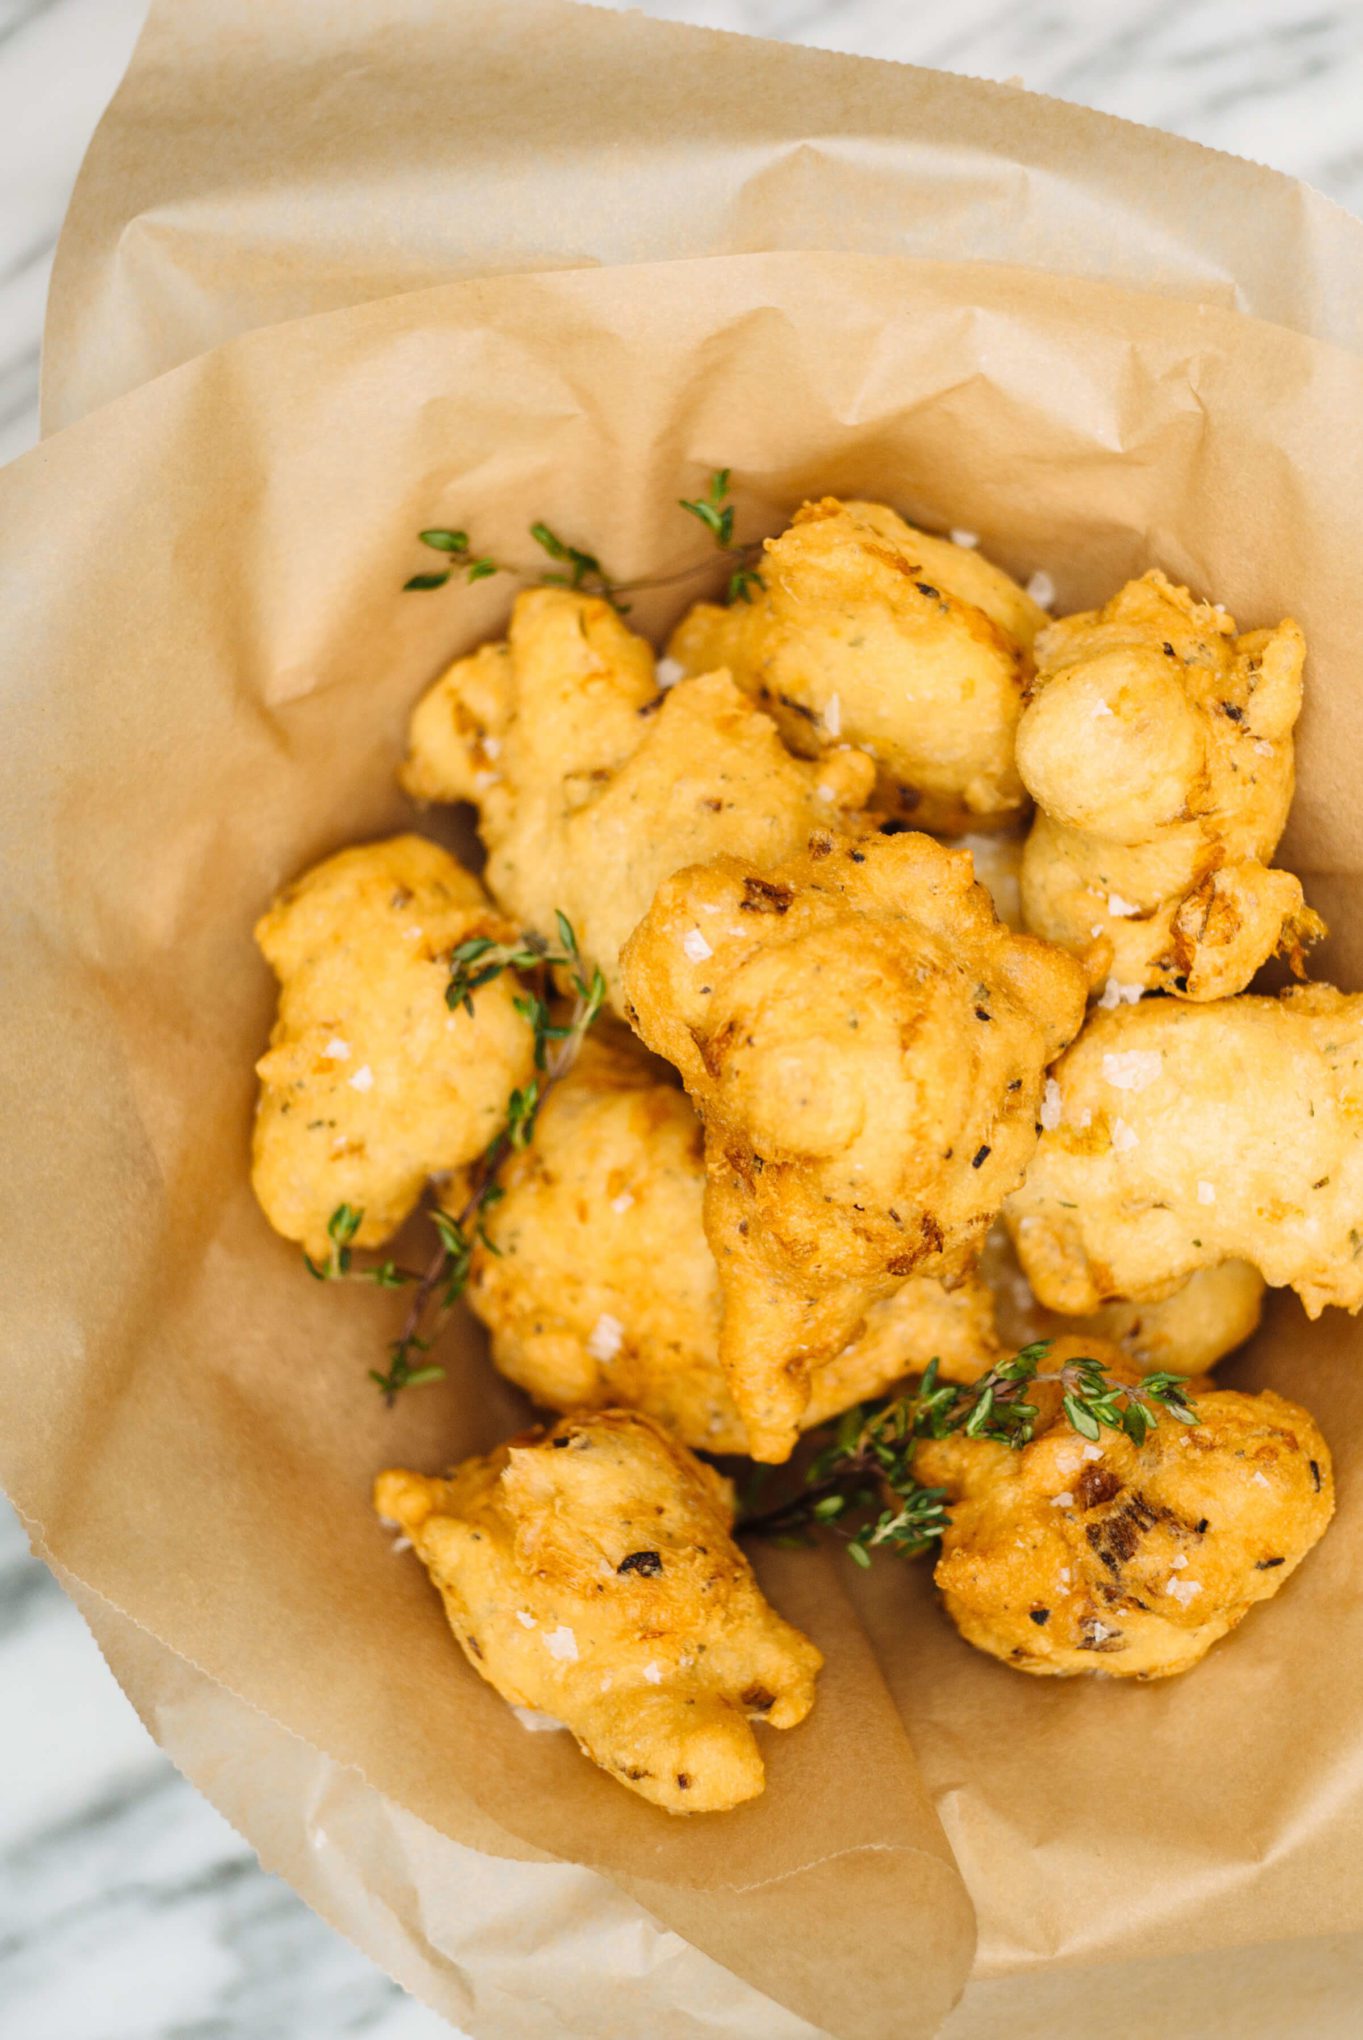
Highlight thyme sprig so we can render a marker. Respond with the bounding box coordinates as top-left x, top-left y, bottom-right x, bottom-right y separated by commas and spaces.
302, 1204, 419, 1288
739, 1343, 1200, 1567
403, 472, 763, 607
363, 912, 605, 1401
405, 529, 500, 590
679, 467, 764, 603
